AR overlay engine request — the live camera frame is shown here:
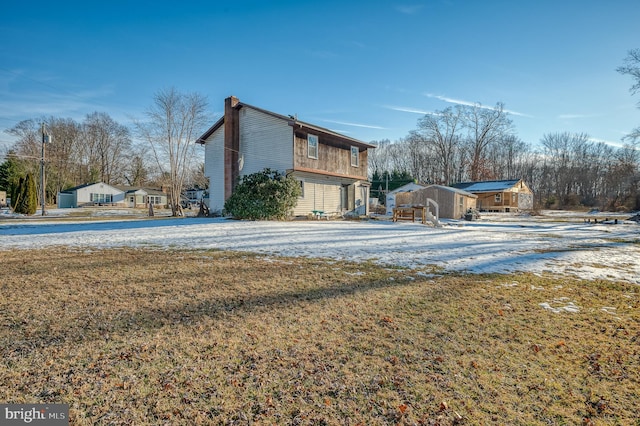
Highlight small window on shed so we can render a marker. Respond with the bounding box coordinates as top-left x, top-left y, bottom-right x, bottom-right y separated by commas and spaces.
308, 135, 318, 159
351, 146, 359, 167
